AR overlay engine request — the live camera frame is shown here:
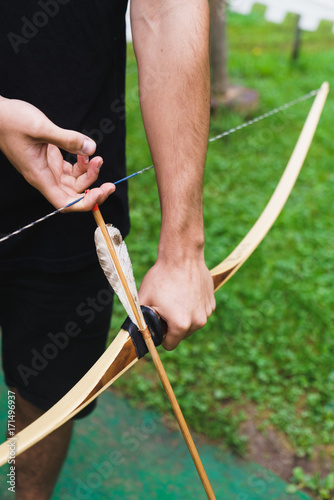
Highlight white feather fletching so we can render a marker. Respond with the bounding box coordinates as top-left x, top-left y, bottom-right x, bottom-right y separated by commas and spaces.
94, 224, 145, 328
